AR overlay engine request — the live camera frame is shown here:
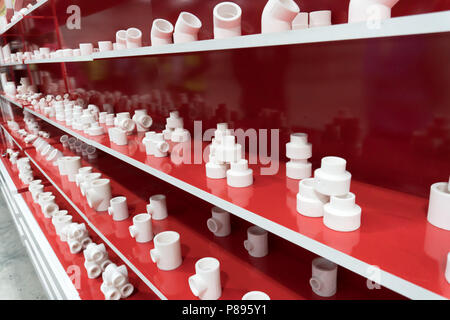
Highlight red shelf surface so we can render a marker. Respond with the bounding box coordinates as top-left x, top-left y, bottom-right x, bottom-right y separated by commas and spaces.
13, 105, 449, 299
